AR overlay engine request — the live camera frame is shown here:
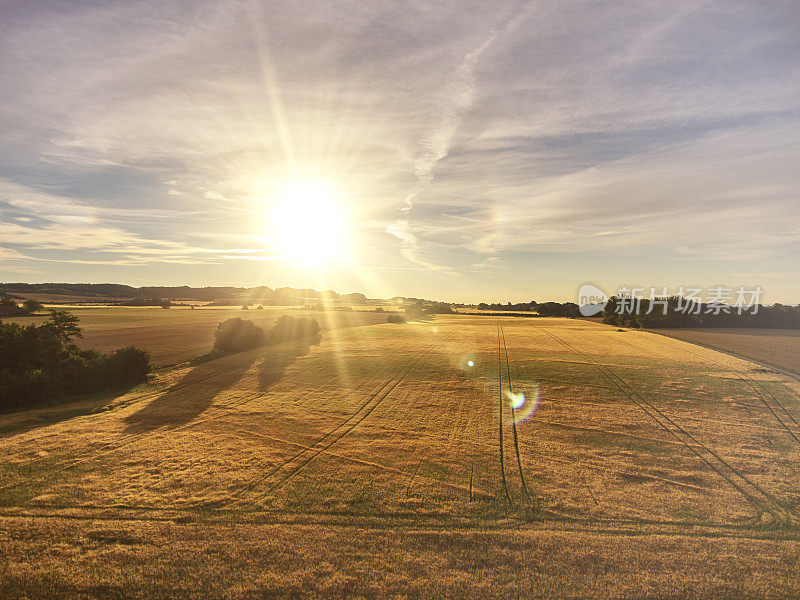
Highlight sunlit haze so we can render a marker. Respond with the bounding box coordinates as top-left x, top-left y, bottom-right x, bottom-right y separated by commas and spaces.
0, 1, 798, 302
